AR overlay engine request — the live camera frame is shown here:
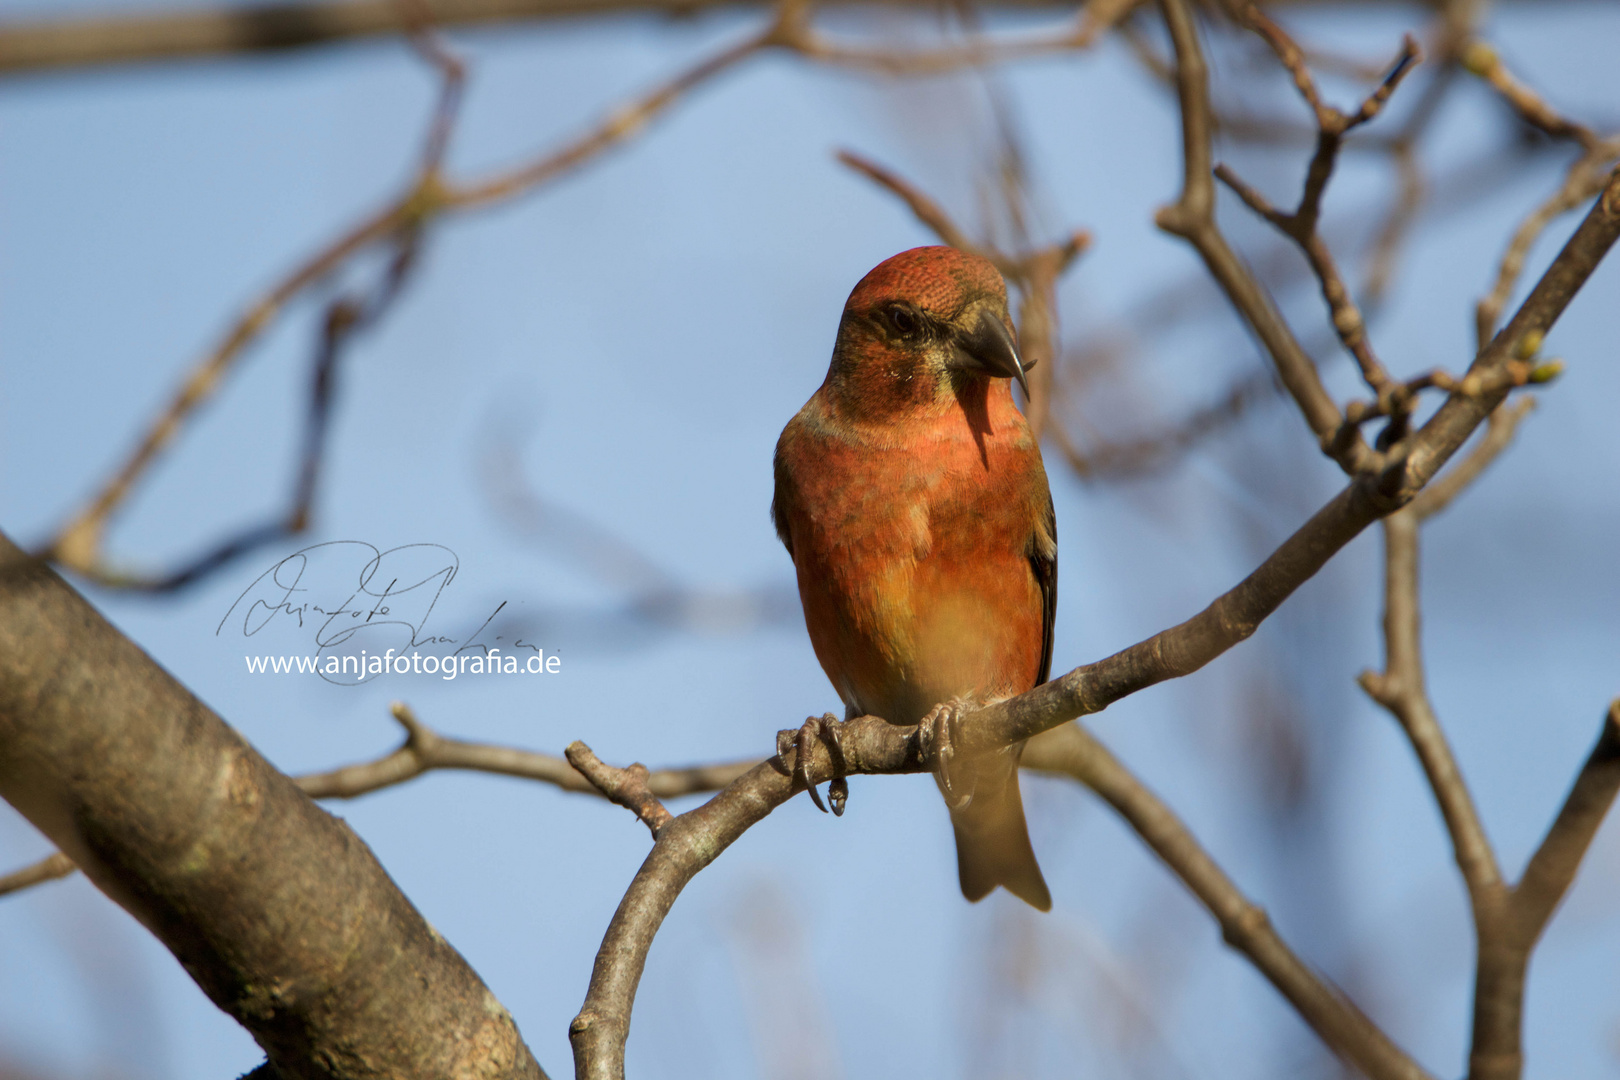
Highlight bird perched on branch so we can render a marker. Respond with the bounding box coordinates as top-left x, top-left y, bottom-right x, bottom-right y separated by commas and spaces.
772, 245, 1056, 910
